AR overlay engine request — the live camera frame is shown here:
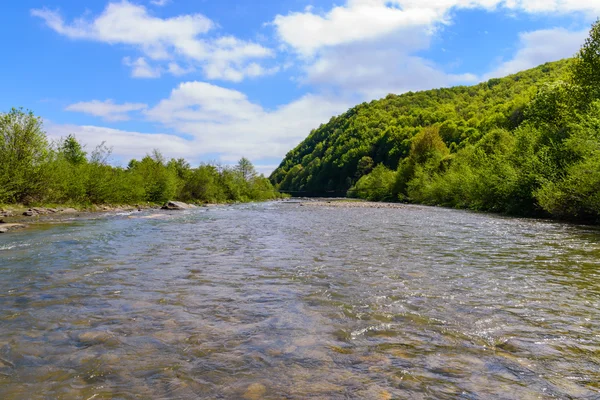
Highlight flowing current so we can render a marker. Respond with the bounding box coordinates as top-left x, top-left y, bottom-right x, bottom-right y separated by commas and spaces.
1, 202, 599, 399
